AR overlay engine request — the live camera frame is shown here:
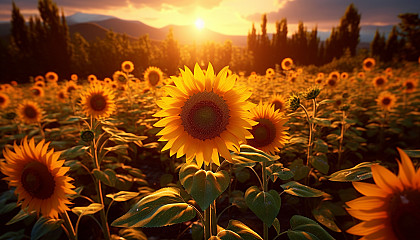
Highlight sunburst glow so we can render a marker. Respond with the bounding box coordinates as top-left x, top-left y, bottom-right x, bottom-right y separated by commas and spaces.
195, 18, 205, 30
